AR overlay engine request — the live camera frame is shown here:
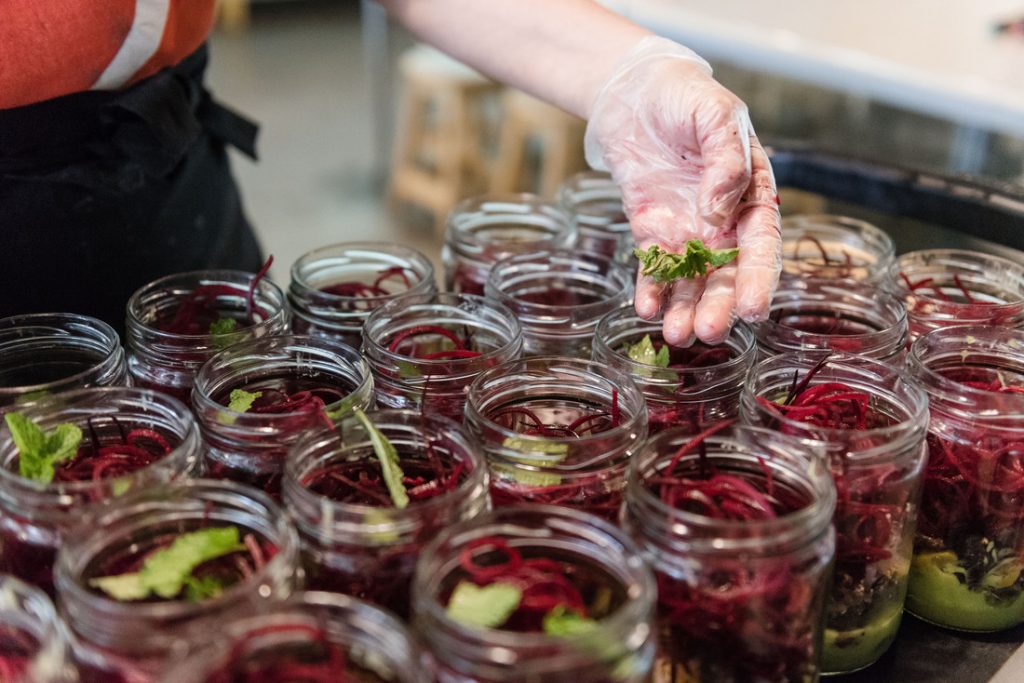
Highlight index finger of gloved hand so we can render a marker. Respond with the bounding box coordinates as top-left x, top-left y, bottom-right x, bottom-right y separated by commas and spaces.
634, 270, 666, 320
735, 137, 782, 323
696, 103, 753, 228
694, 263, 737, 344
662, 276, 705, 347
